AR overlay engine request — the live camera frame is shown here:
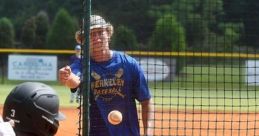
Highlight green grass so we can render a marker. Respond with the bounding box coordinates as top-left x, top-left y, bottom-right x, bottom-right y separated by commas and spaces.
0, 83, 78, 107
151, 88, 259, 112
1, 65, 259, 112
149, 65, 259, 112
